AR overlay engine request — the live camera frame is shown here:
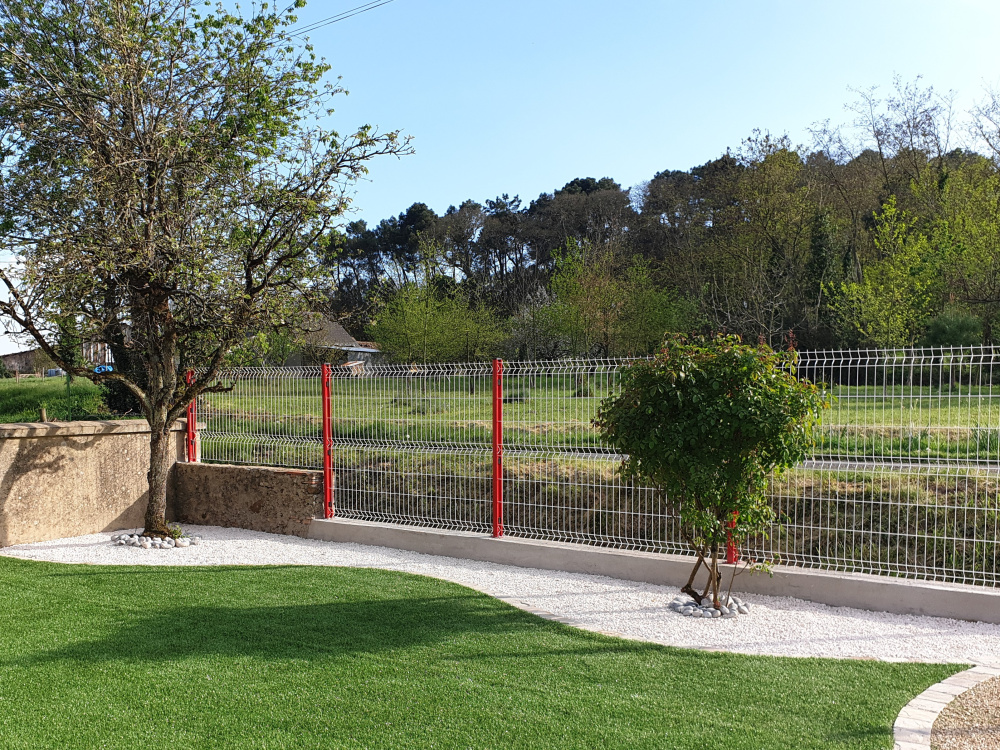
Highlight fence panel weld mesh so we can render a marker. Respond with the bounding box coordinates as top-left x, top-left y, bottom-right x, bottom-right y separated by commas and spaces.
197, 347, 1000, 587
